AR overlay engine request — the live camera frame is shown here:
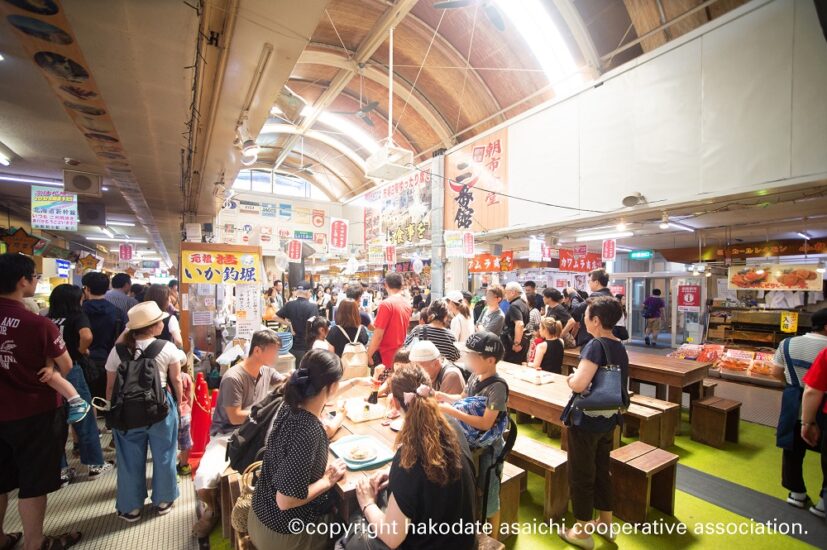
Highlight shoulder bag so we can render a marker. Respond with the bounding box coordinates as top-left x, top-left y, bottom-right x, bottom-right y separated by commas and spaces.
560, 338, 628, 425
